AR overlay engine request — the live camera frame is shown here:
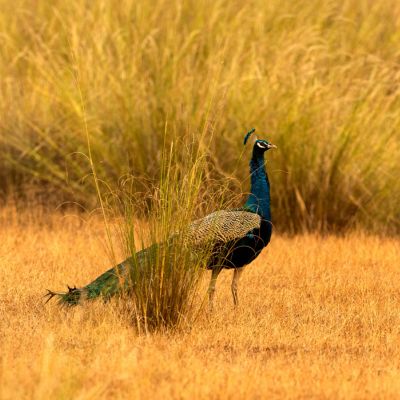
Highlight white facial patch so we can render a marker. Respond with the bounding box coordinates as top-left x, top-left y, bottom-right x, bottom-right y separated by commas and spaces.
256, 142, 267, 149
